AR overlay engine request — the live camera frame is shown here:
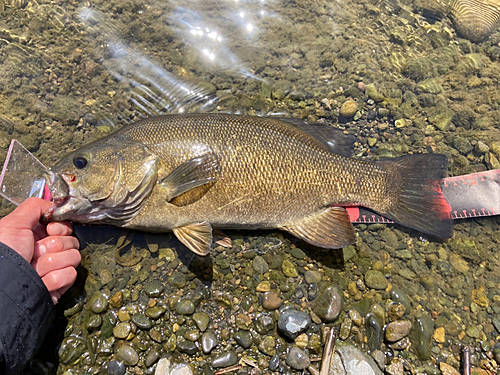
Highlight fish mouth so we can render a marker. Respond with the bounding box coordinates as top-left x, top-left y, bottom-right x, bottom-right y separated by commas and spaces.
43, 170, 72, 221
